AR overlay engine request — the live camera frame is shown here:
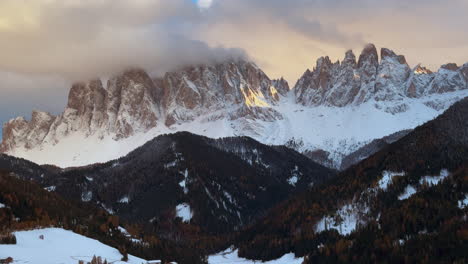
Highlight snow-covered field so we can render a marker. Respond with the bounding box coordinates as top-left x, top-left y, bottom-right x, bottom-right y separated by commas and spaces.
208, 248, 303, 264
7, 90, 468, 168
0, 229, 305, 264
0, 228, 148, 264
